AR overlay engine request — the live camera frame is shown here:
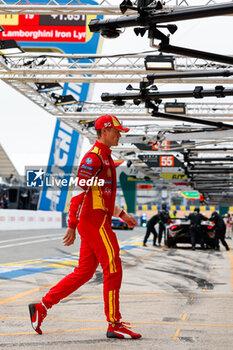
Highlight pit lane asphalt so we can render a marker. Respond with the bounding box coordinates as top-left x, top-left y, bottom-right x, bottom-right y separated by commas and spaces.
0, 227, 233, 349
